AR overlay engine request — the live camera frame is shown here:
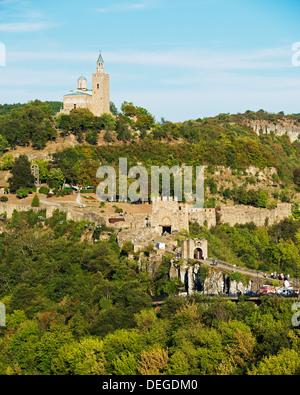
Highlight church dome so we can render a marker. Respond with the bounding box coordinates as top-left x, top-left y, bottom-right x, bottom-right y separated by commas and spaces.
77, 75, 87, 90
